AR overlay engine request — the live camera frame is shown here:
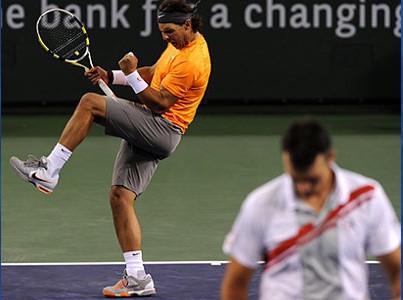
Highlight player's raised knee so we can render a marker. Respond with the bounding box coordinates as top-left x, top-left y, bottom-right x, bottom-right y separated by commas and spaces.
79, 92, 99, 106
78, 93, 105, 113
